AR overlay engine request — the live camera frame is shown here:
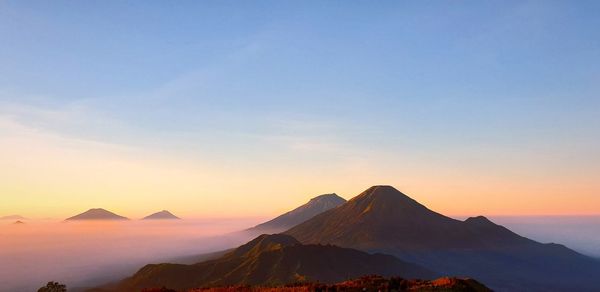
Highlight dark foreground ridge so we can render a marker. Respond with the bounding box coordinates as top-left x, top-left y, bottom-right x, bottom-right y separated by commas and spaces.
140, 275, 491, 292
92, 234, 435, 292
